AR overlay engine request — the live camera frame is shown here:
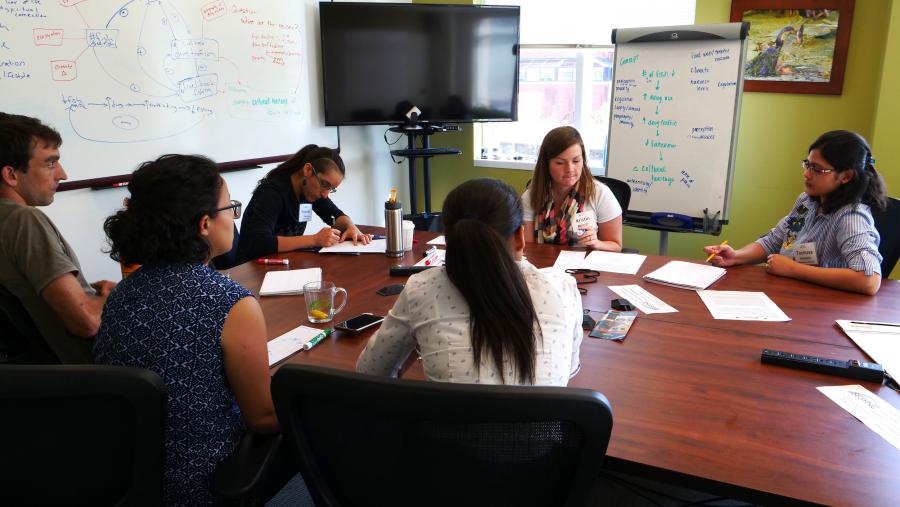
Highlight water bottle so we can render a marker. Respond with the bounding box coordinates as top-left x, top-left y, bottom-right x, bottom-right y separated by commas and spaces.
385, 190, 403, 257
